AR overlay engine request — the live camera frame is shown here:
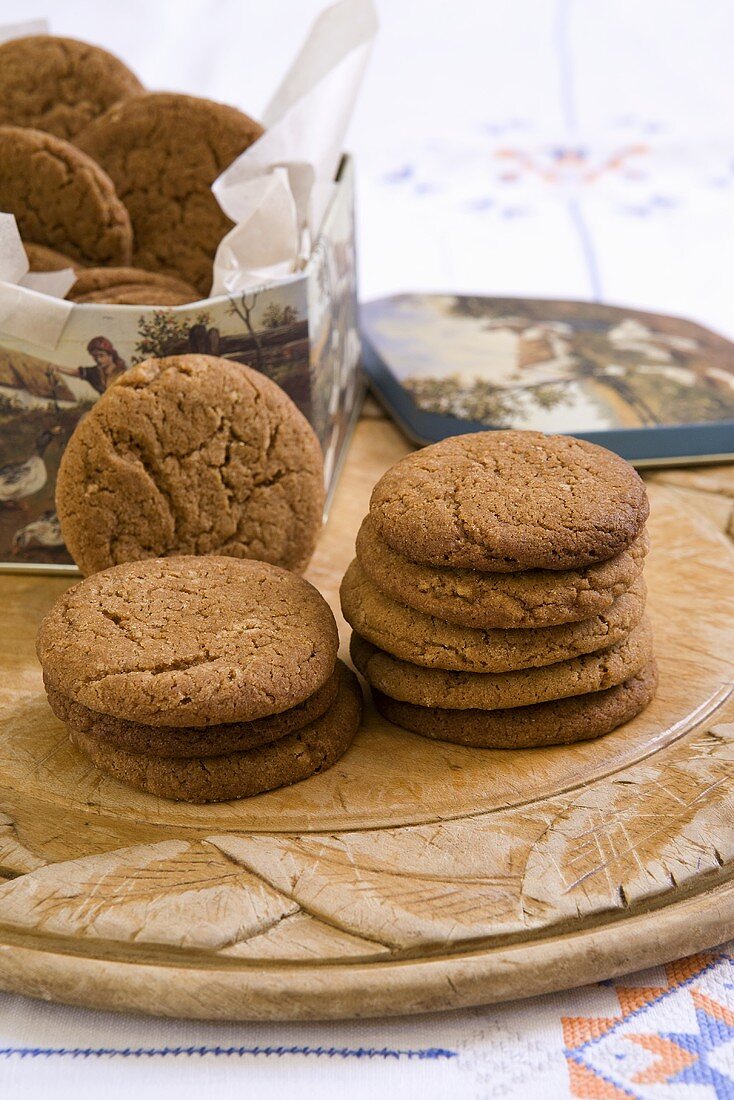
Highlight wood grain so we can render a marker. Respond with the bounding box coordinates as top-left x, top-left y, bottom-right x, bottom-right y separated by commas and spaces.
0, 414, 732, 1020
